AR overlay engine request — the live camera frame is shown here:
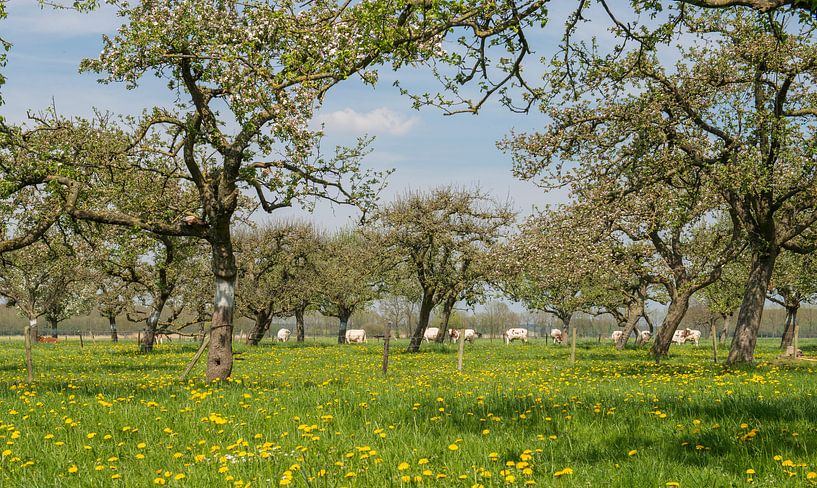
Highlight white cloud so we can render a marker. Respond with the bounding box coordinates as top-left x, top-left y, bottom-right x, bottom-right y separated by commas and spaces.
318, 107, 419, 136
